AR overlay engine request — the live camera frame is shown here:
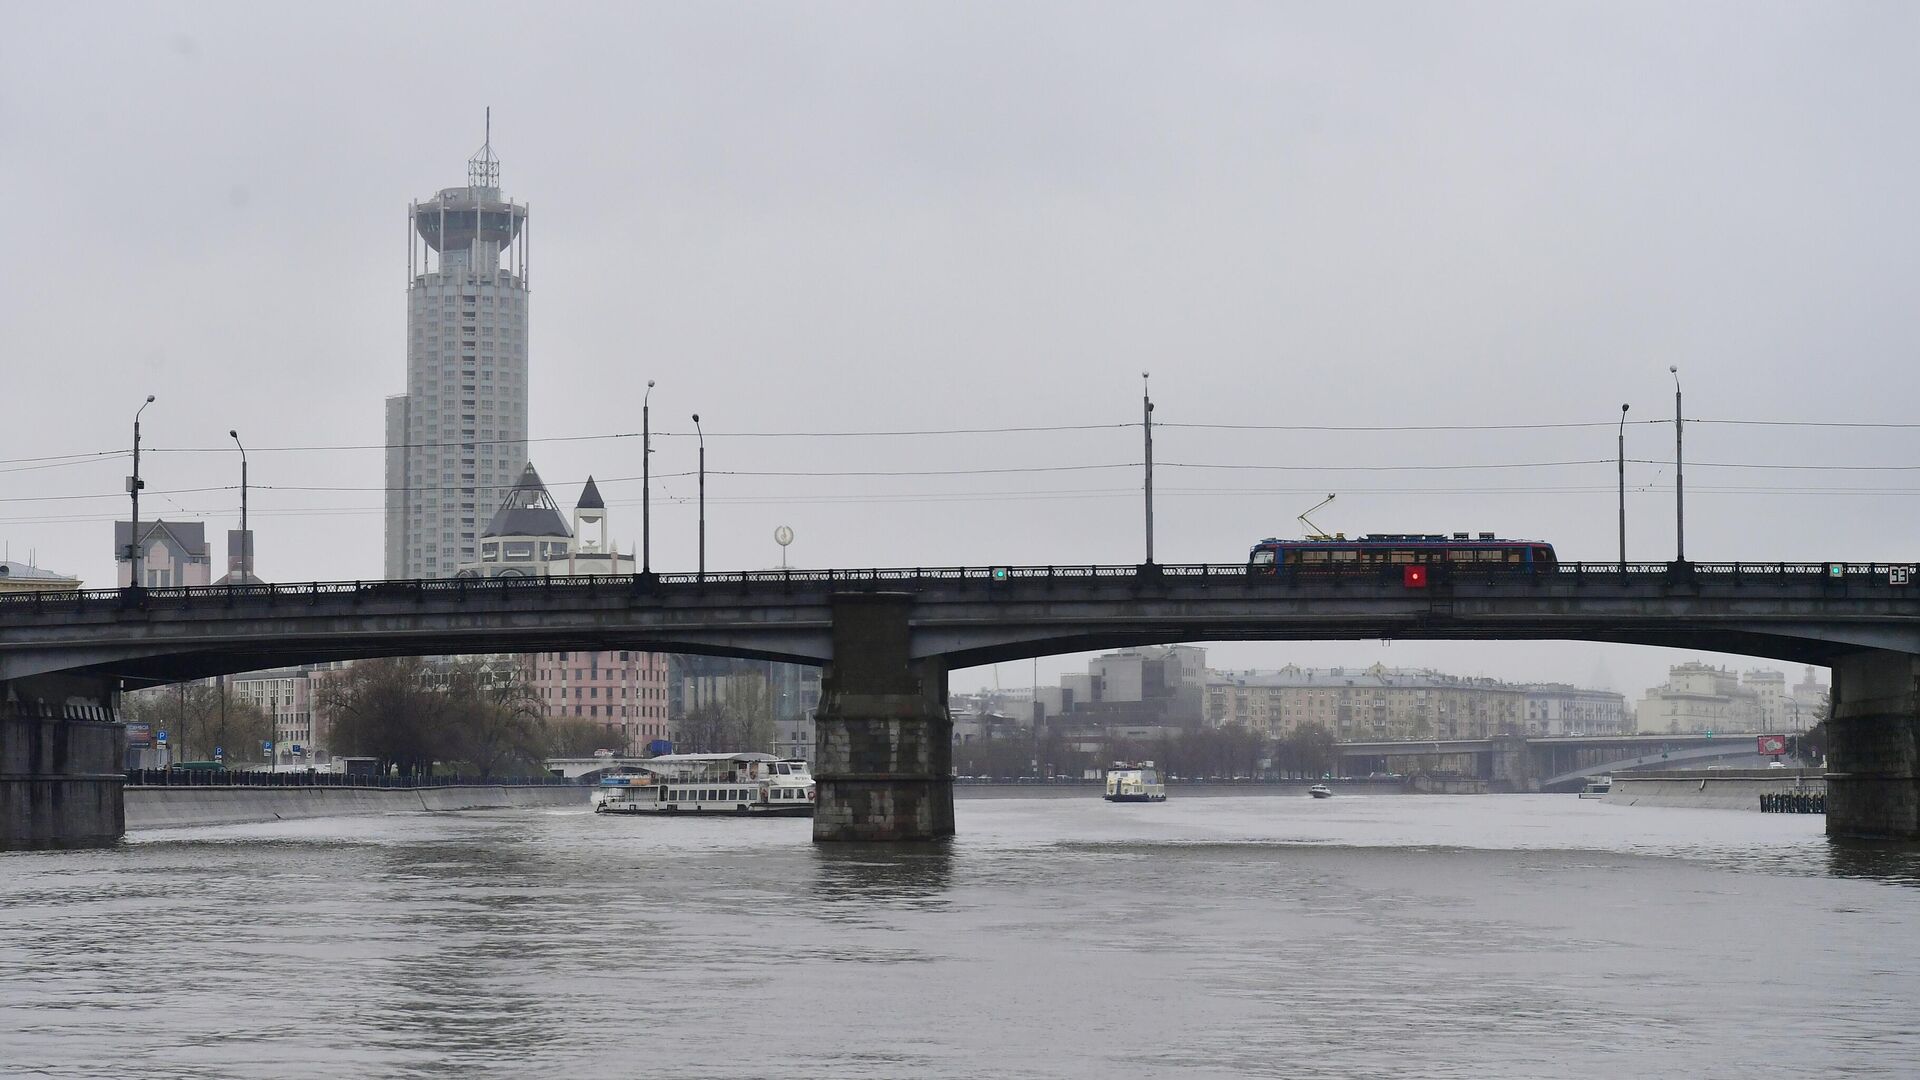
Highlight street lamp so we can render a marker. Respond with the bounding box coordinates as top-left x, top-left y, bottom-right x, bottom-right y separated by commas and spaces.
128, 395, 156, 587
1670, 366, 1685, 563
692, 413, 705, 581
229, 430, 248, 583
1617, 403, 1629, 574
642, 380, 655, 577
1142, 372, 1155, 566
